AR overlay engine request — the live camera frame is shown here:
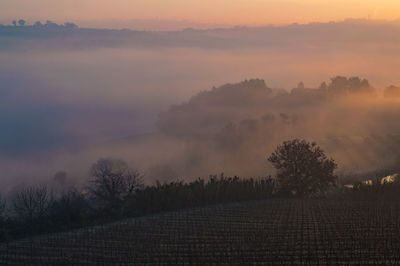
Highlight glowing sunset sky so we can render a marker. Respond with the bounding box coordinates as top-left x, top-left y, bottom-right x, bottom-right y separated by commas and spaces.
2, 0, 400, 25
